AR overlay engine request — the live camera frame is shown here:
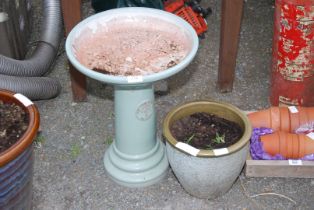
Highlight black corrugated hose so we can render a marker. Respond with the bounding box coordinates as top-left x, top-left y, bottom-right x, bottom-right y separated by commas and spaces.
0, 0, 62, 100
